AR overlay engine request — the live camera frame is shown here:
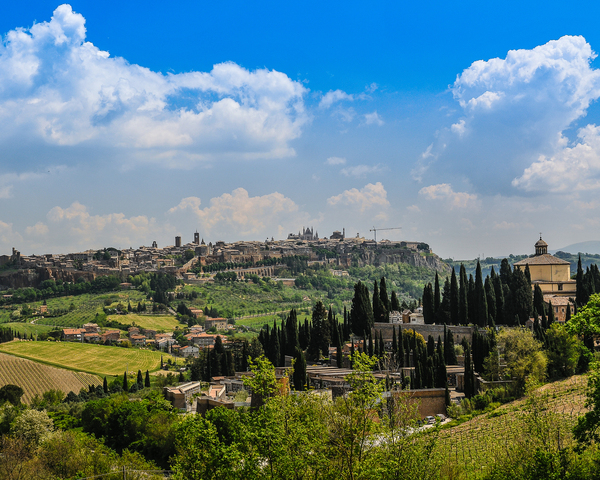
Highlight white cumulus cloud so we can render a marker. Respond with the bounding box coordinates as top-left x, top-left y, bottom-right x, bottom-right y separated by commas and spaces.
0, 5, 308, 166
512, 124, 600, 192
418, 35, 600, 193
327, 182, 390, 212
418, 183, 478, 209
363, 111, 384, 126
325, 156, 347, 165
319, 89, 354, 109
168, 188, 311, 237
